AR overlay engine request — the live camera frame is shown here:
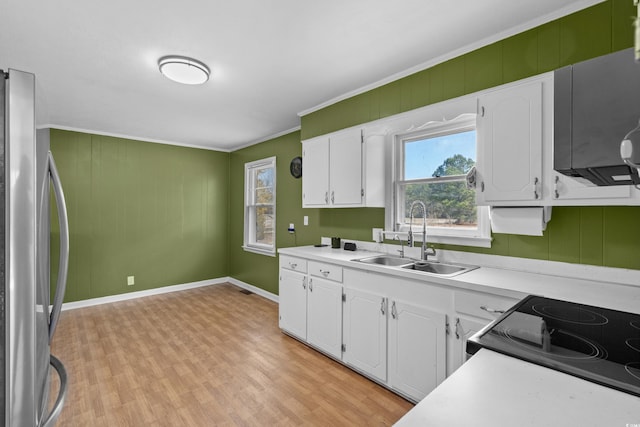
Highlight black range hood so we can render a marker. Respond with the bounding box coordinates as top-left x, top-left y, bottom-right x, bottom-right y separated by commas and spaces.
554, 48, 640, 186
